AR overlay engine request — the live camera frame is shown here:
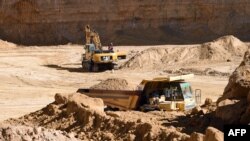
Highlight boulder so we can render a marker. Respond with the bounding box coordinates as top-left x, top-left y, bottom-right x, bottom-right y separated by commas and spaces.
191, 106, 202, 115
204, 98, 213, 106
240, 105, 250, 124
216, 99, 247, 124
54, 93, 68, 105
66, 93, 104, 114
216, 50, 250, 124
247, 92, 250, 103
204, 127, 223, 141
188, 132, 204, 141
